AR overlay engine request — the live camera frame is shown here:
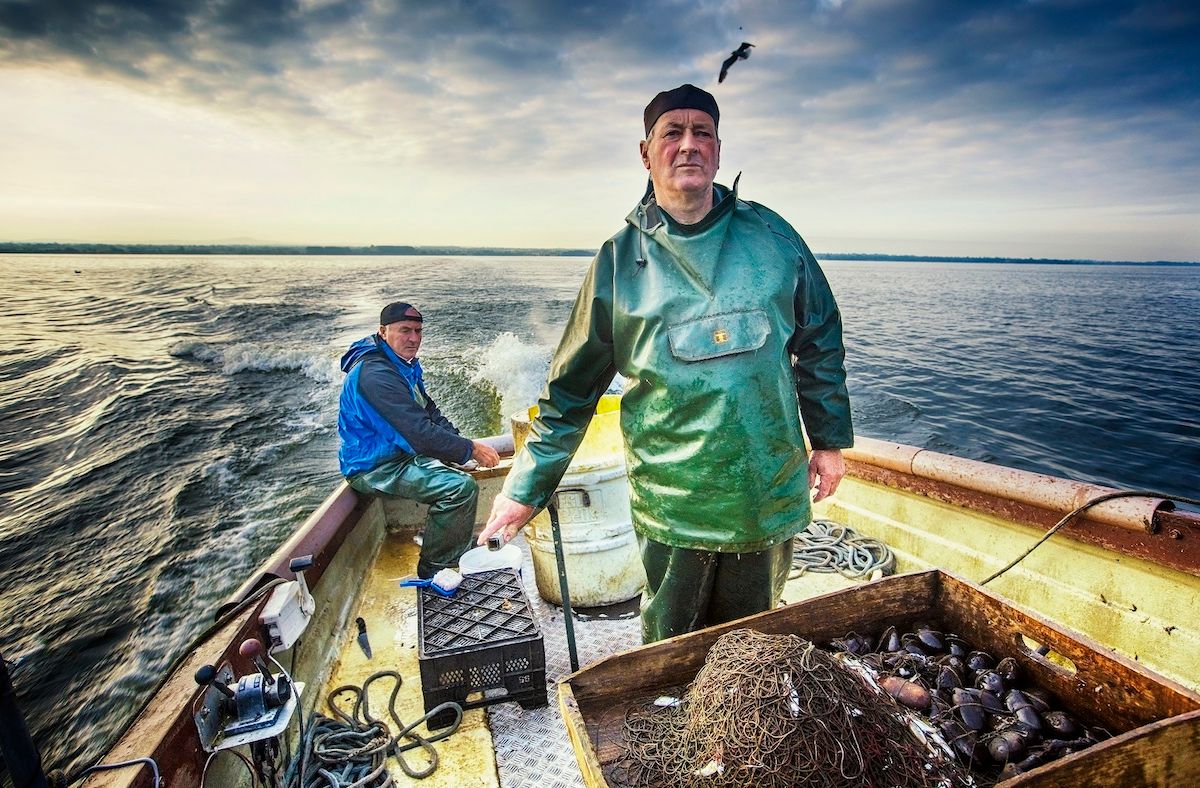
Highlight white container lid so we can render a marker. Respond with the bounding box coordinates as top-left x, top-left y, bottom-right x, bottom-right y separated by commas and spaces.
459, 541, 523, 576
